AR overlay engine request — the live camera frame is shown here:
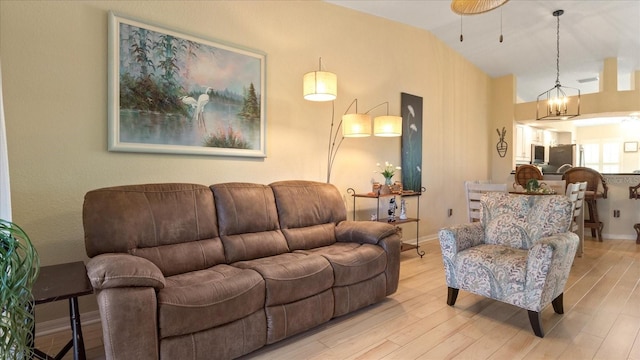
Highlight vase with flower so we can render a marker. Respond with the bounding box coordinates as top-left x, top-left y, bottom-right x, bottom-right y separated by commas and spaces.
375, 162, 401, 194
